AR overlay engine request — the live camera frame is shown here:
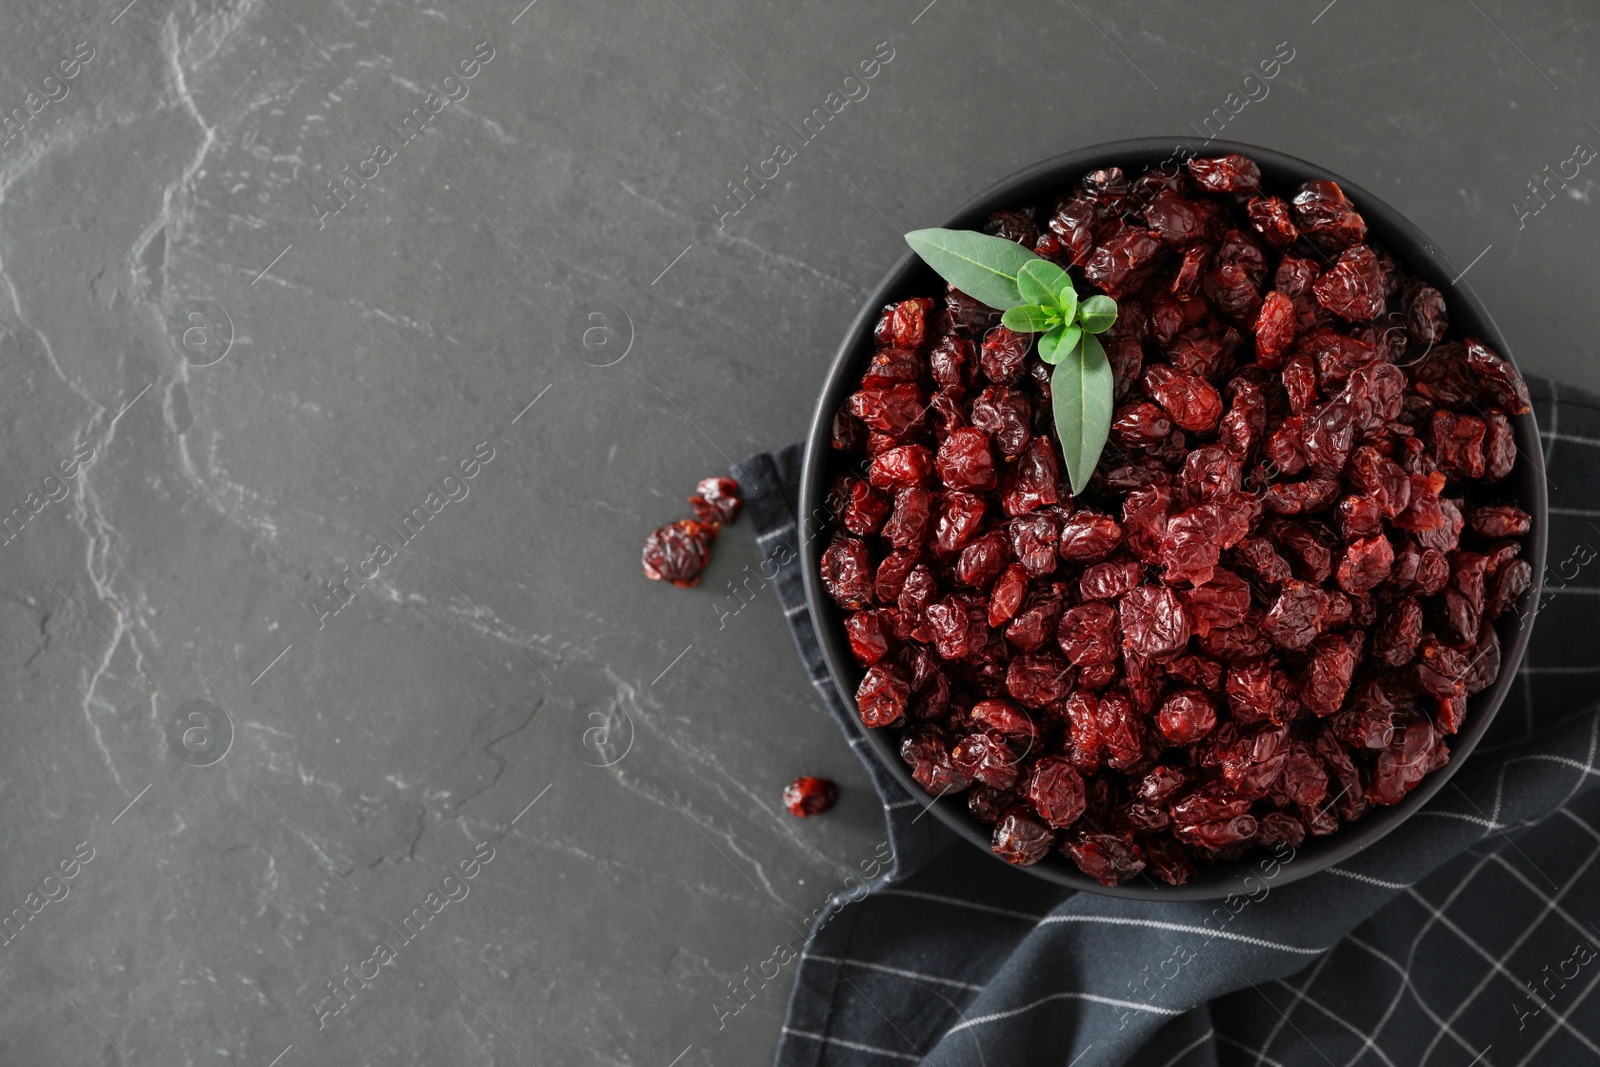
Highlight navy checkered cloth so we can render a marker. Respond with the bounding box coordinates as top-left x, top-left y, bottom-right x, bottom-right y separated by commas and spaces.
737, 375, 1600, 1067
